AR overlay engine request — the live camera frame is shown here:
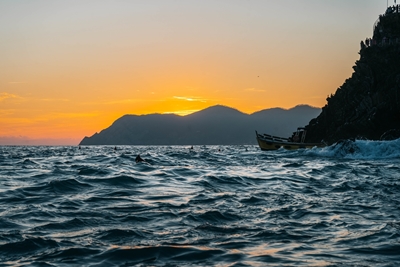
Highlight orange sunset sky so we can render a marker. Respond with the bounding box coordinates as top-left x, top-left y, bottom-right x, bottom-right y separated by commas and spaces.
0, 1, 390, 145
